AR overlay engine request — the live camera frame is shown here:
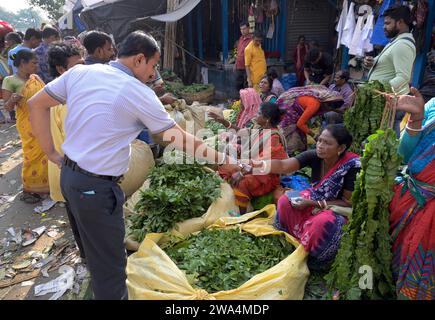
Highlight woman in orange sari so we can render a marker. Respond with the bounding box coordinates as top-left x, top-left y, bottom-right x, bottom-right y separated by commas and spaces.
220, 102, 288, 214
2, 50, 48, 203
